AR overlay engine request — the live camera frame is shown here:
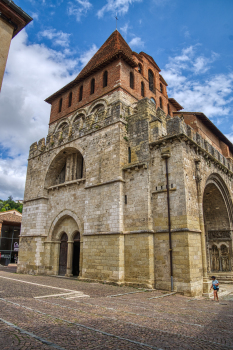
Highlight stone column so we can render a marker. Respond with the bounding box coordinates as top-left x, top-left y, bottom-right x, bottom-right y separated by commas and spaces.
195, 159, 211, 295
54, 242, 61, 275
66, 241, 73, 277
65, 155, 72, 182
